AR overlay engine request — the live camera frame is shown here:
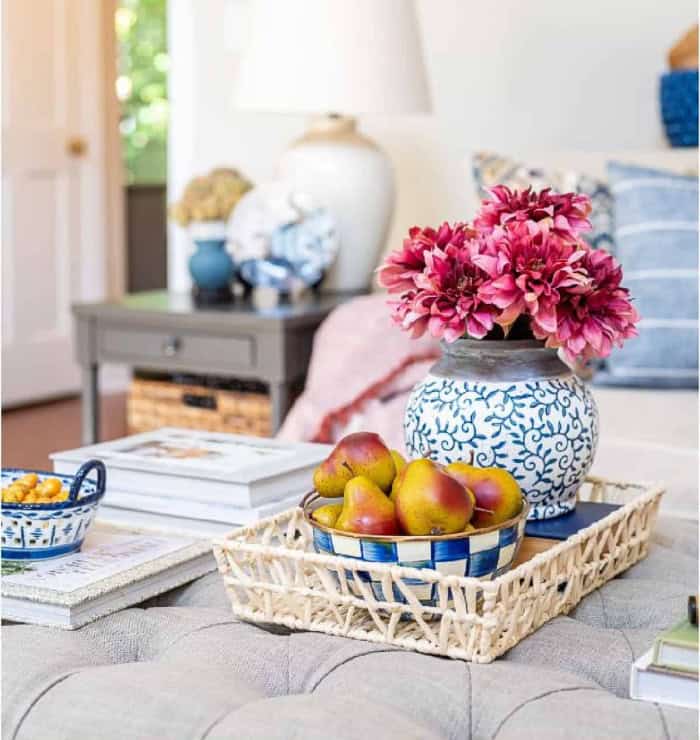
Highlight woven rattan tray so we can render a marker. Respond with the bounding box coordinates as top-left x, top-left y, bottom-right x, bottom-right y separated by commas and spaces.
212, 476, 663, 663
